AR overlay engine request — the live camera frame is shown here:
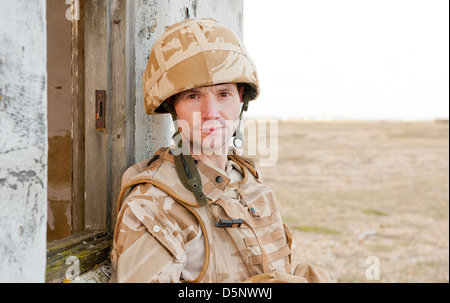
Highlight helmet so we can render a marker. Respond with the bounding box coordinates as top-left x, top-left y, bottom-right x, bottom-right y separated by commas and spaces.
142, 19, 259, 207
142, 18, 260, 115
